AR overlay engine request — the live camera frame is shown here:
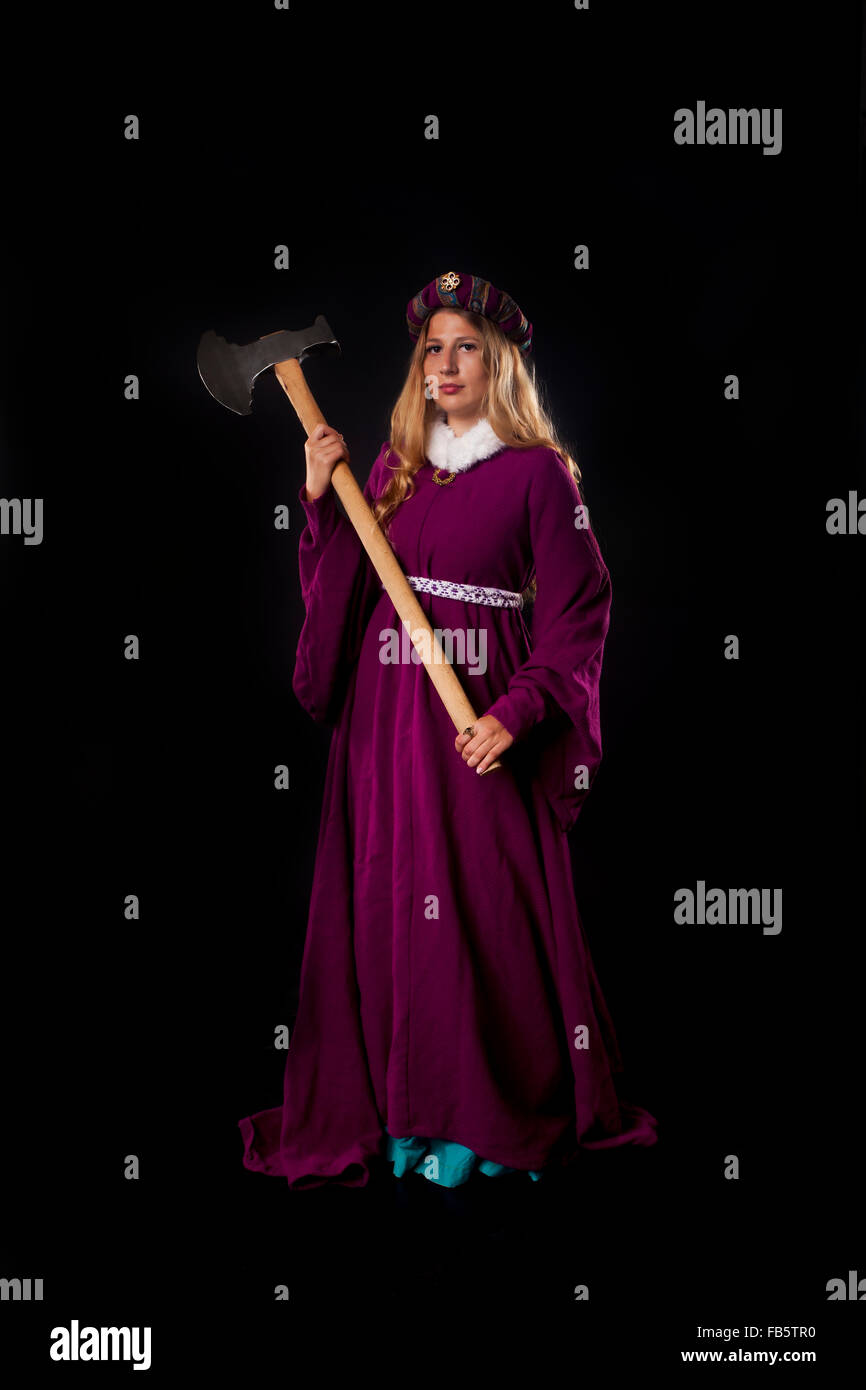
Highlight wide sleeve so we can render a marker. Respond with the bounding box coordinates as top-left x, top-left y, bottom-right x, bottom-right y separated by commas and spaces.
291, 441, 391, 725
484, 449, 612, 835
